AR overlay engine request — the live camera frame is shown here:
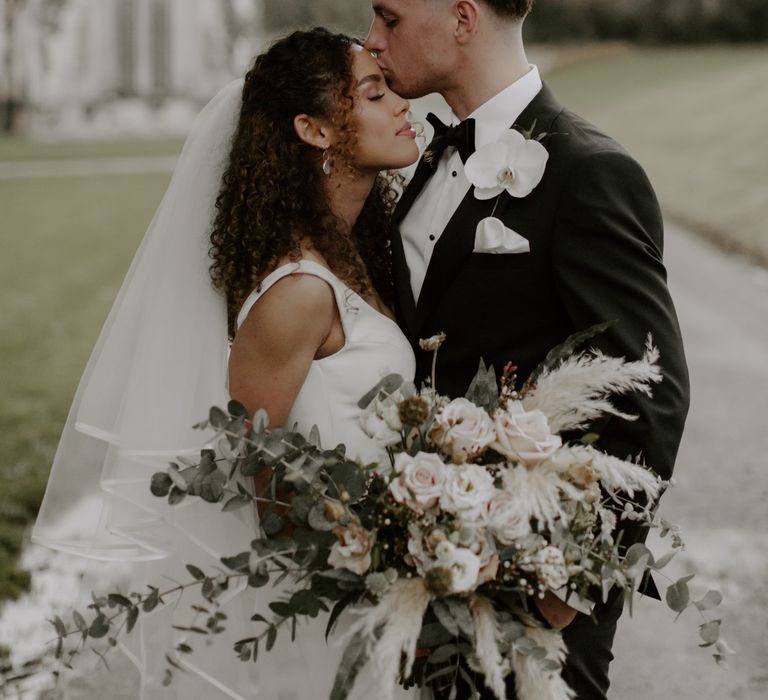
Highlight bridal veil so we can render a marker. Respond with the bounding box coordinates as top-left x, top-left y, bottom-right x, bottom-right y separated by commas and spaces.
31, 79, 266, 698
